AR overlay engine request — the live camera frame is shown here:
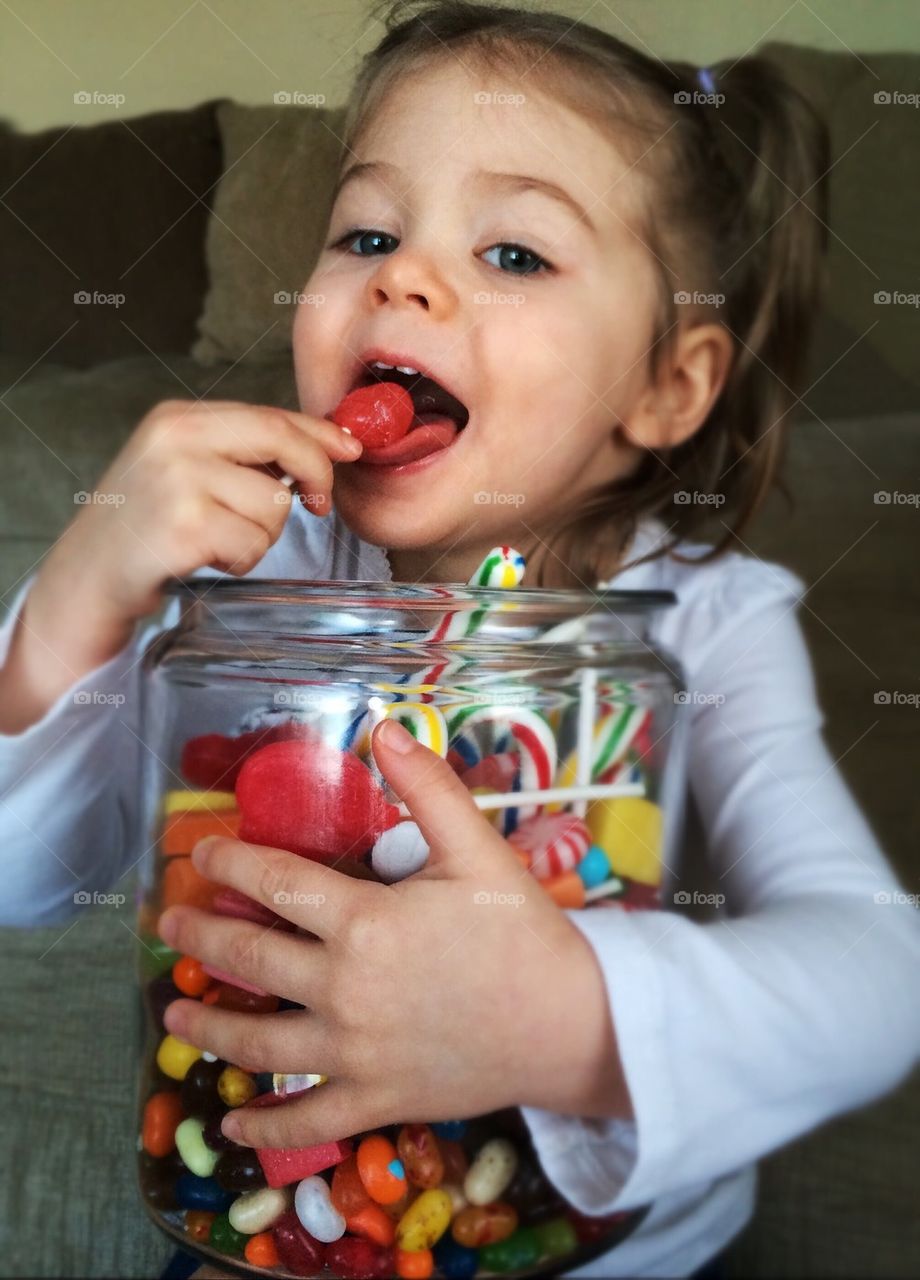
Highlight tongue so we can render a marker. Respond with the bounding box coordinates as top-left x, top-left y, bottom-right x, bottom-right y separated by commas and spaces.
359, 415, 459, 465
